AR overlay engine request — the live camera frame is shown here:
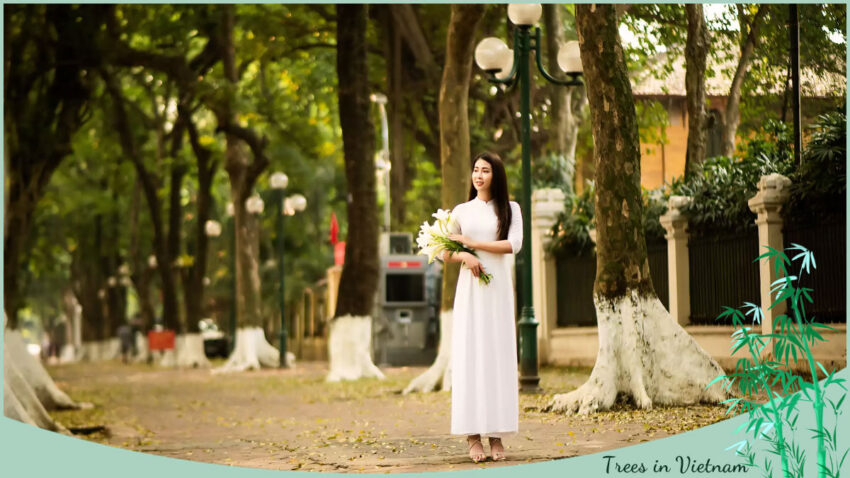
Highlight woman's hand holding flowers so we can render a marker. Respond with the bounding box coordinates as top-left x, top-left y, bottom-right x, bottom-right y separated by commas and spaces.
418, 209, 492, 285
459, 252, 483, 278
448, 234, 475, 249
